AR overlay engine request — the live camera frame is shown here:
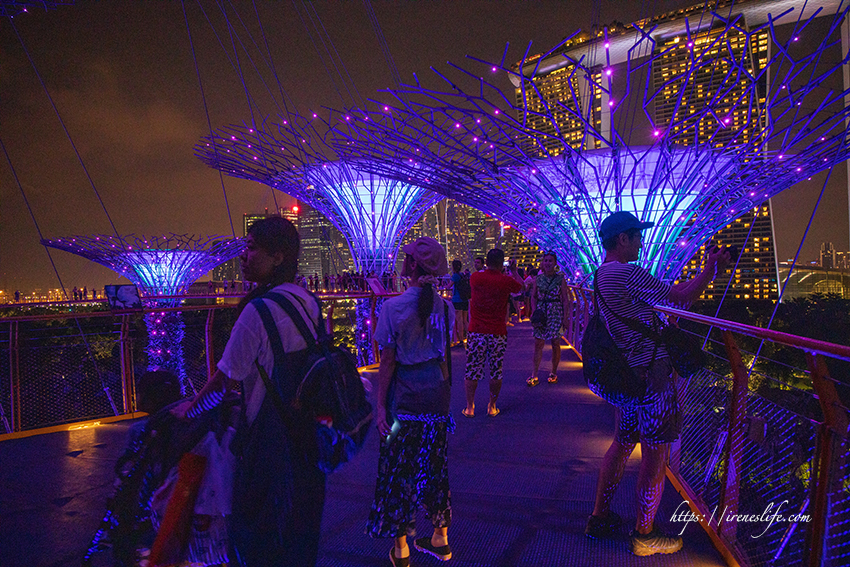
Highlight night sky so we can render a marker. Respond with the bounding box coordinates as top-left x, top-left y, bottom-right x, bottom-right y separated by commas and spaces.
1, 0, 847, 293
